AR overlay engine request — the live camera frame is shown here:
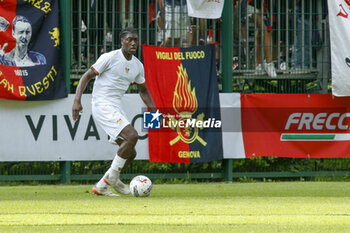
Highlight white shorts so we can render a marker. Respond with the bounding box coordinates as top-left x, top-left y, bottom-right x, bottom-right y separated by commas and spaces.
165, 4, 189, 38
92, 104, 130, 144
